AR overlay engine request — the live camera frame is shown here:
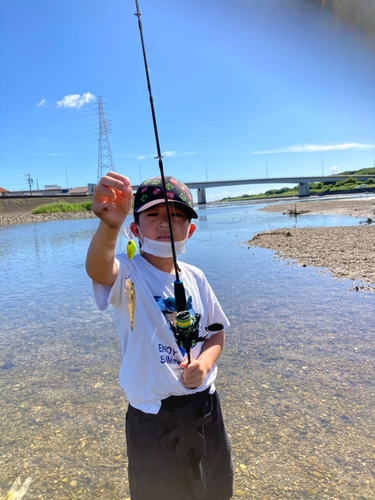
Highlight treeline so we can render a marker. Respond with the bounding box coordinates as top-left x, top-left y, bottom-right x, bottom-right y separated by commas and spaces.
265, 176, 375, 196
